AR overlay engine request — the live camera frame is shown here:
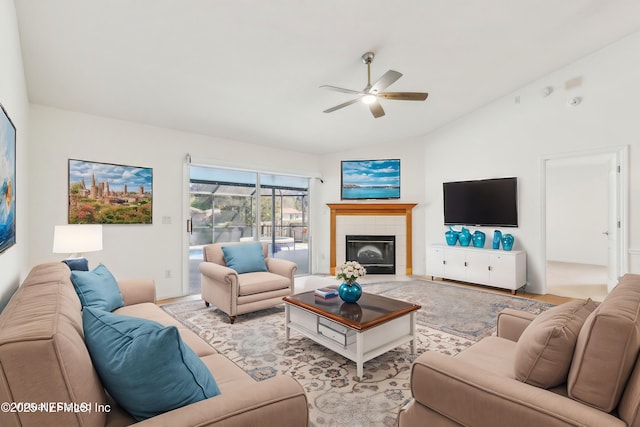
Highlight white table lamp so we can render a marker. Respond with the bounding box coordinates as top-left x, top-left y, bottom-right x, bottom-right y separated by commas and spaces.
53, 224, 103, 258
